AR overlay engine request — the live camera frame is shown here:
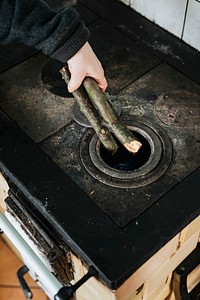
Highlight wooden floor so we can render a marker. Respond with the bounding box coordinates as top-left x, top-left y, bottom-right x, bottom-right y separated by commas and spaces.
0, 237, 48, 300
